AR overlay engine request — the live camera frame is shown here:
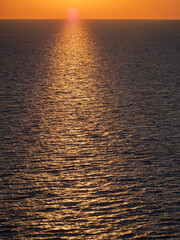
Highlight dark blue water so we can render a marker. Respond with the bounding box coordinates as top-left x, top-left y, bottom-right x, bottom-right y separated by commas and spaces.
0, 20, 180, 239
